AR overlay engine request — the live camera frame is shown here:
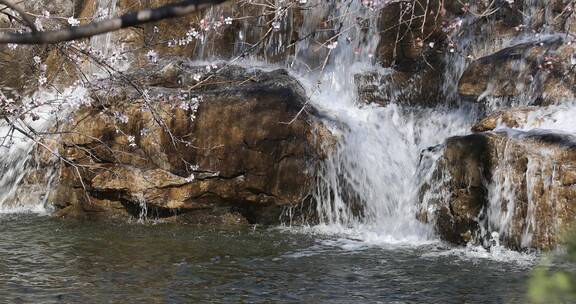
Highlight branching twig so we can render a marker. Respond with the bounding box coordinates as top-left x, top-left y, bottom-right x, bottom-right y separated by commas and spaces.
0, 0, 227, 44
